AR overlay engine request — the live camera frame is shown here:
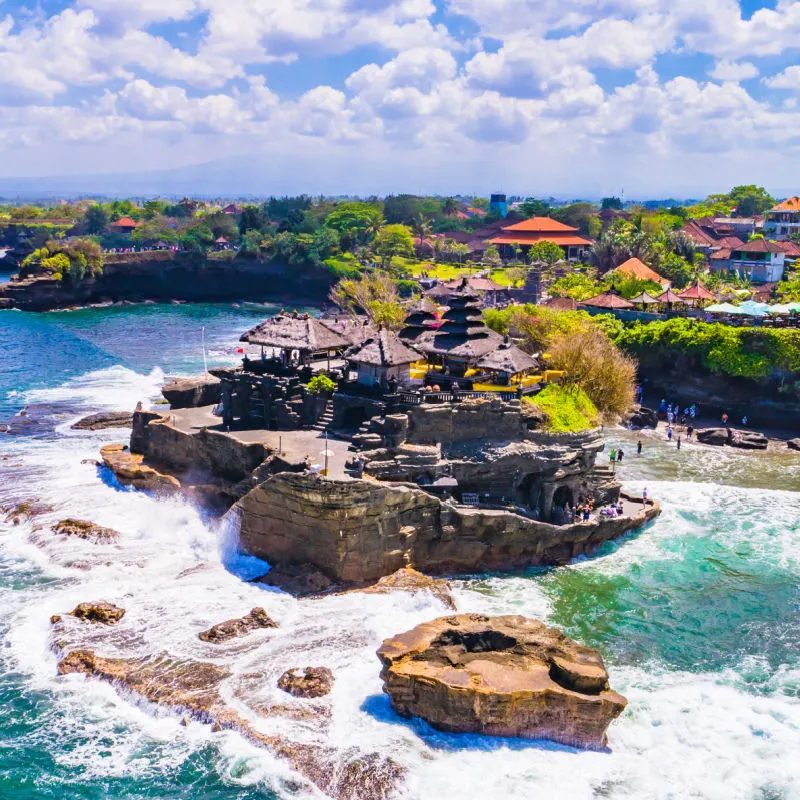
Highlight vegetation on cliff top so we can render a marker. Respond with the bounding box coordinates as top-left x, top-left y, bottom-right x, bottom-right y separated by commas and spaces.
524, 384, 599, 433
